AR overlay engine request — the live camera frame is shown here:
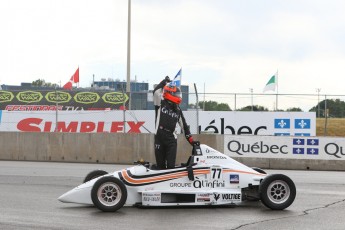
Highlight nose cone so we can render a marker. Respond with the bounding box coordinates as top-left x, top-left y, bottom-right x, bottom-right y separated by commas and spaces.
58, 186, 93, 205
58, 189, 76, 203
